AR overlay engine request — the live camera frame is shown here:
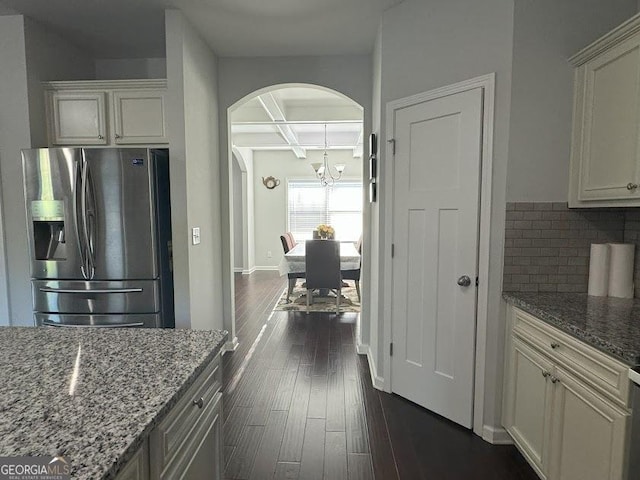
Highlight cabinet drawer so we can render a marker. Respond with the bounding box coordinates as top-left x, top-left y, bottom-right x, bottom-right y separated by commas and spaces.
512, 308, 629, 408
150, 354, 221, 475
